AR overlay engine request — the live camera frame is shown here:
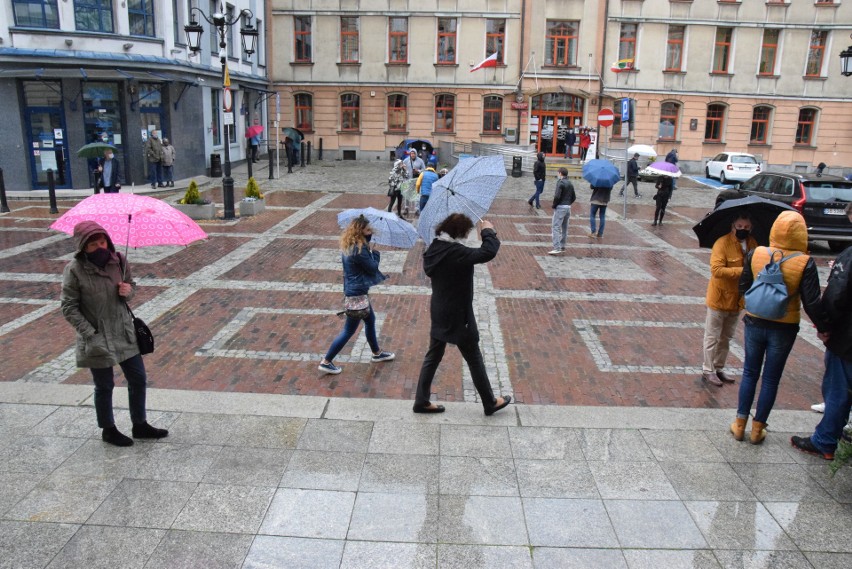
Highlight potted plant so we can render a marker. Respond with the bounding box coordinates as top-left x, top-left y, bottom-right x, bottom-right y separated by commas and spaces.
239, 176, 266, 217
174, 180, 216, 220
